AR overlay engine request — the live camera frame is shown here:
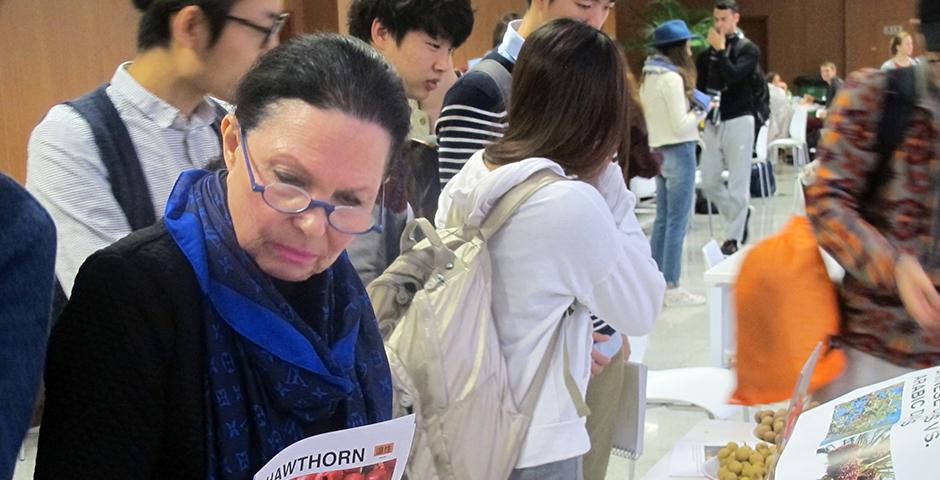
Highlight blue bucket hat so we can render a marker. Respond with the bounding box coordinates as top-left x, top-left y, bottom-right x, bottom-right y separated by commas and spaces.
649, 19, 700, 47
